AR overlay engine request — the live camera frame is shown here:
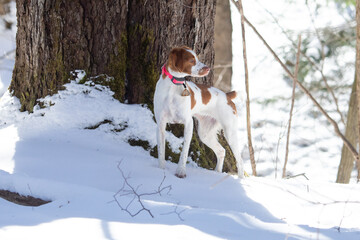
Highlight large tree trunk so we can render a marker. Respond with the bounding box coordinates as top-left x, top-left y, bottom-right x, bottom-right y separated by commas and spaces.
126, 0, 216, 108
10, 0, 222, 171
11, 0, 128, 112
11, 0, 216, 112
337, 79, 357, 183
